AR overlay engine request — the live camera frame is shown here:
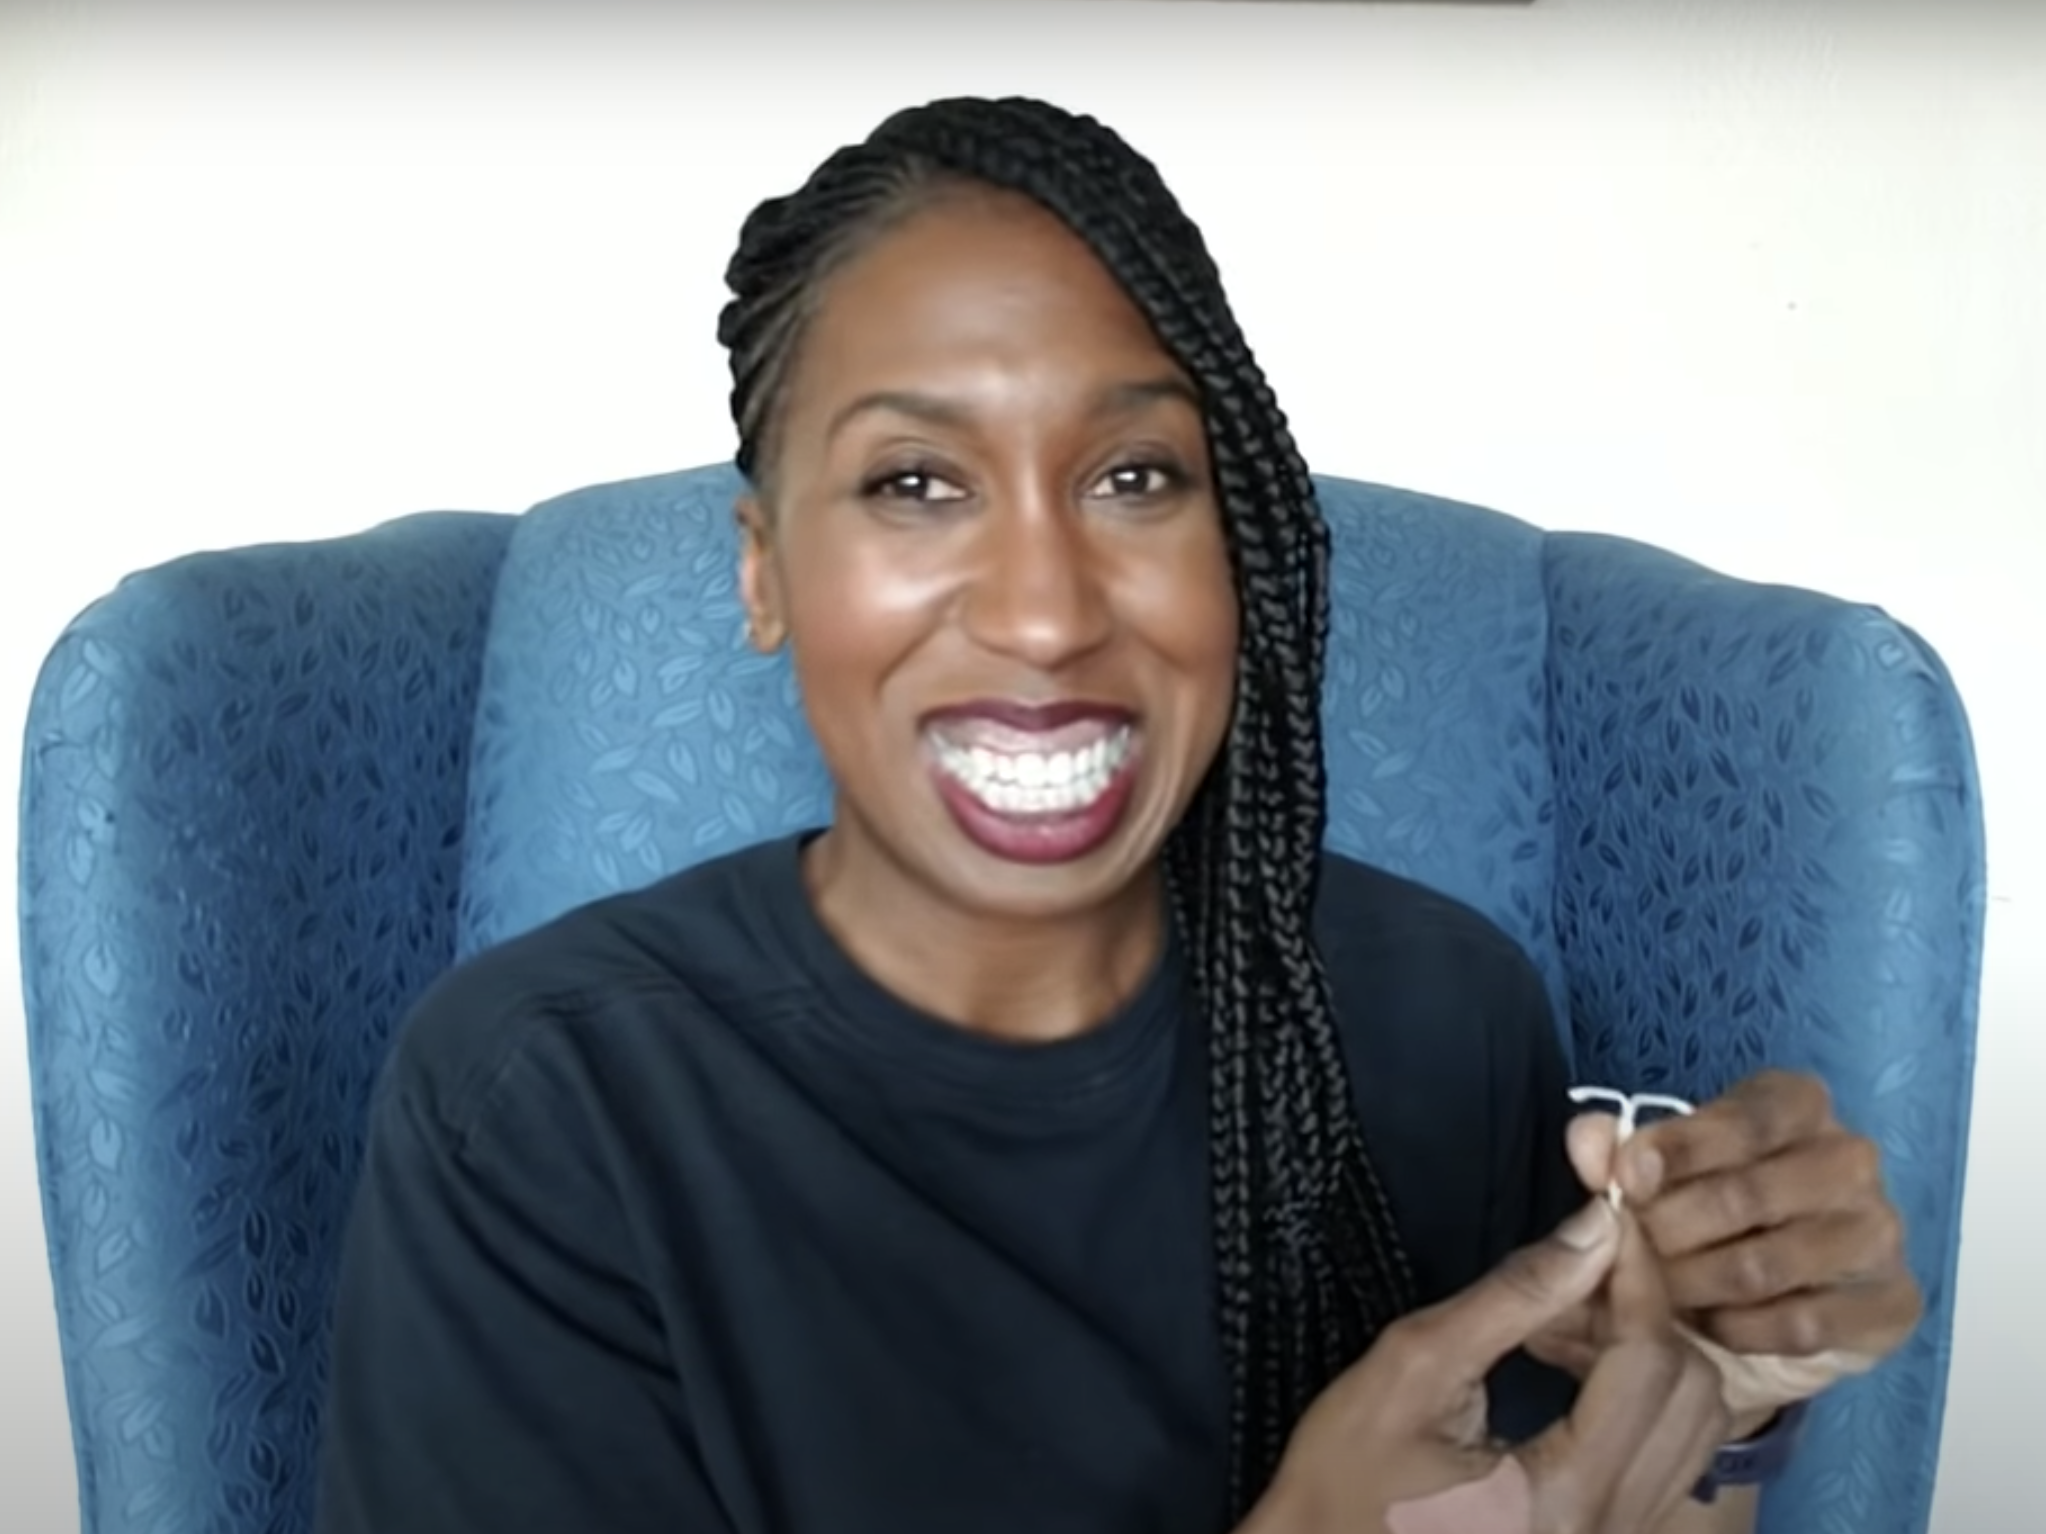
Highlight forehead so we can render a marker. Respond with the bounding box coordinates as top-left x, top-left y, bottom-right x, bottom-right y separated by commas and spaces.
784, 190, 1188, 411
